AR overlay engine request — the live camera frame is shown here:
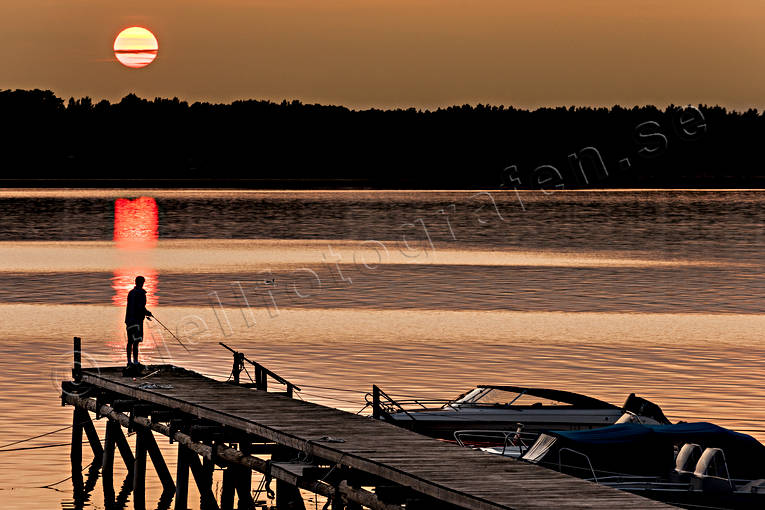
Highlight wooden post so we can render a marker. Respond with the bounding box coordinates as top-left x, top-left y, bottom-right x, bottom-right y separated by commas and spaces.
331, 494, 345, 510
273, 447, 305, 510
70, 406, 85, 506
82, 411, 104, 466
71, 408, 83, 469
73, 336, 82, 382
232, 352, 244, 384
115, 423, 135, 474
145, 427, 176, 493
175, 444, 190, 510
276, 480, 306, 509
134, 428, 148, 510
332, 469, 354, 510
236, 442, 255, 510
202, 453, 215, 503
188, 450, 220, 510
254, 364, 268, 391
221, 468, 236, 510
103, 420, 118, 506
372, 385, 381, 420
345, 470, 361, 510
